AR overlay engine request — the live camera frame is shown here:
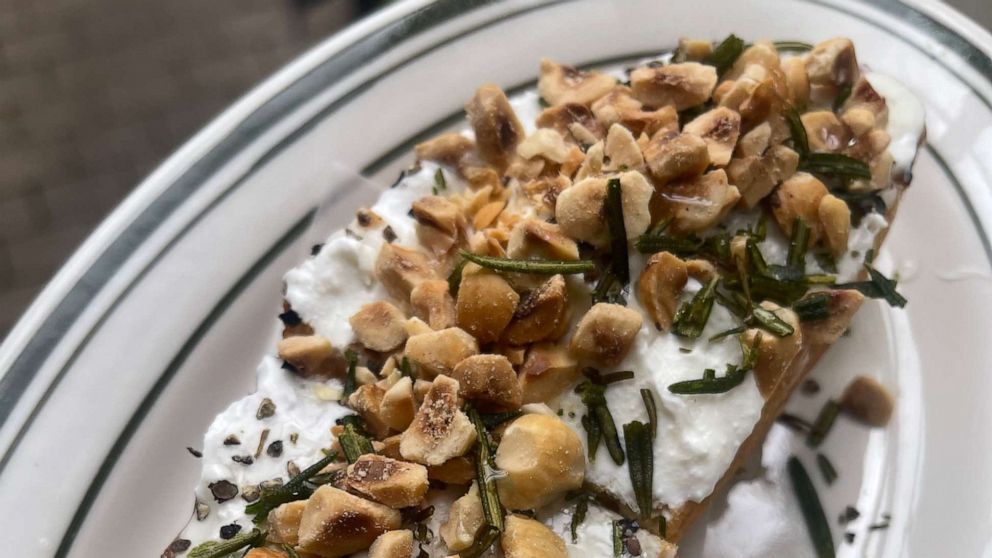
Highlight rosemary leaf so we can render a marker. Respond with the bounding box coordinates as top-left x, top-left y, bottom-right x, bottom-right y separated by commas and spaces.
342, 349, 358, 399
458, 526, 501, 558
634, 233, 703, 256
434, 168, 447, 191
245, 452, 338, 522
399, 356, 414, 379
806, 400, 840, 448
671, 276, 719, 338
798, 152, 872, 180
570, 496, 589, 543
787, 218, 810, 271
774, 40, 814, 52
816, 453, 839, 485
612, 519, 624, 557
339, 422, 374, 463
577, 382, 625, 465
794, 293, 831, 322
668, 366, 747, 395
704, 34, 745, 77
605, 178, 630, 285
749, 305, 796, 337
709, 325, 747, 342
479, 410, 523, 429
448, 258, 467, 296
592, 271, 628, 305
584, 368, 636, 385
834, 264, 908, 308
785, 108, 810, 155
466, 405, 505, 533
581, 413, 602, 461
658, 515, 668, 538
640, 388, 658, 439
788, 456, 836, 558
460, 250, 595, 275
624, 421, 654, 517
188, 529, 263, 558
